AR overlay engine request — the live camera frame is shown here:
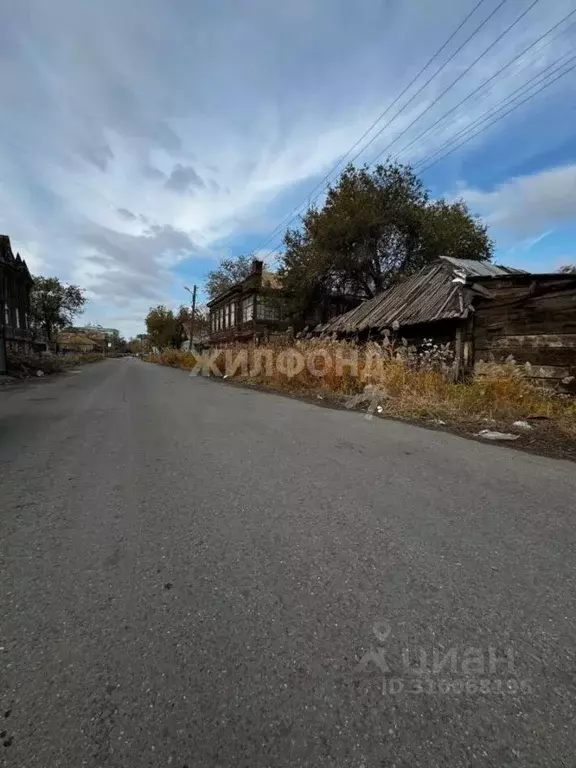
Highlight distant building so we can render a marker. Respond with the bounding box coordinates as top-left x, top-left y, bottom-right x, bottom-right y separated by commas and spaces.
207, 259, 361, 345
0, 235, 34, 374
57, 332, 104, 355
207, 259, 288, 345
67, 326, 120, 350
